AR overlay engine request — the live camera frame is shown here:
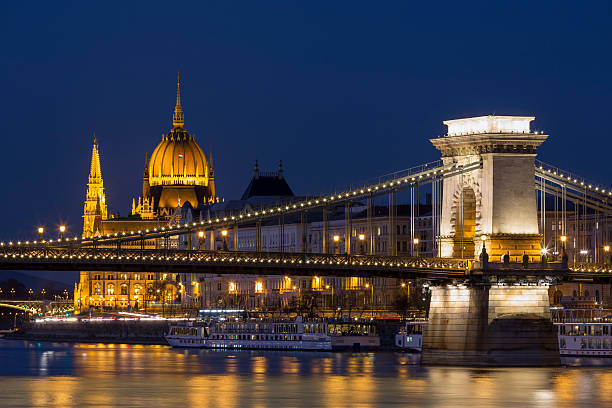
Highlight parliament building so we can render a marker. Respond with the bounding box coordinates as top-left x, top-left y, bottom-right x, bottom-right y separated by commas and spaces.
73, 79, 421, 316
